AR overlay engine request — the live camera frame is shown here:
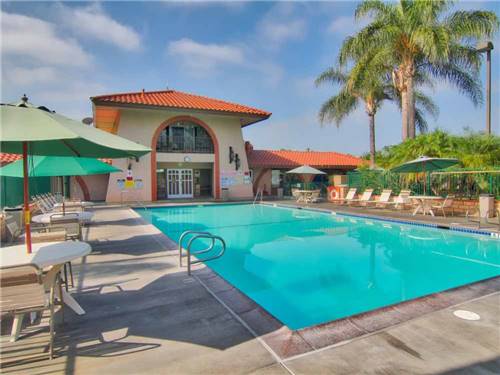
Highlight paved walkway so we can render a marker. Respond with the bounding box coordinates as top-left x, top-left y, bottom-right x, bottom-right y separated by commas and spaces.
1, 206, 499, 374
